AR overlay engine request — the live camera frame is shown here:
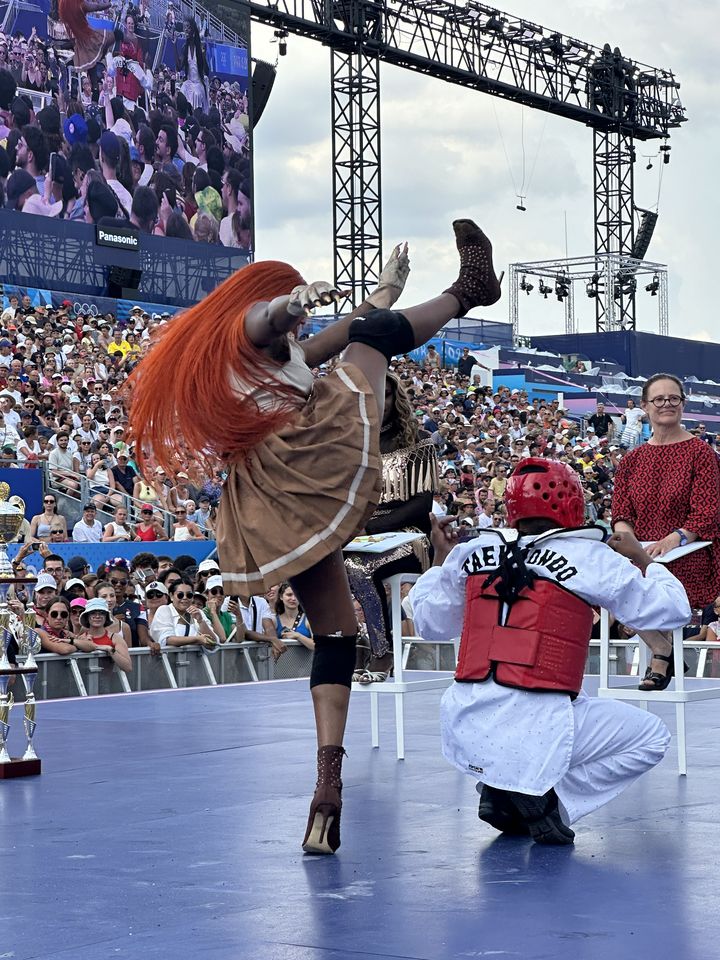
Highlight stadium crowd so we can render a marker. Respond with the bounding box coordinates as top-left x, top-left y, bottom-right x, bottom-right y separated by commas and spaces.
1, 294, 718, 671
0, 11, 252, 247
